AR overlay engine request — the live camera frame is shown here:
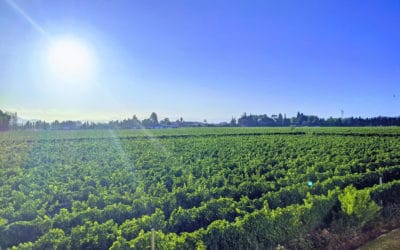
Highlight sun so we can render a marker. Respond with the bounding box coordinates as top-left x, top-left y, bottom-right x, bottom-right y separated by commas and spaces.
47, 37, 95, 84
